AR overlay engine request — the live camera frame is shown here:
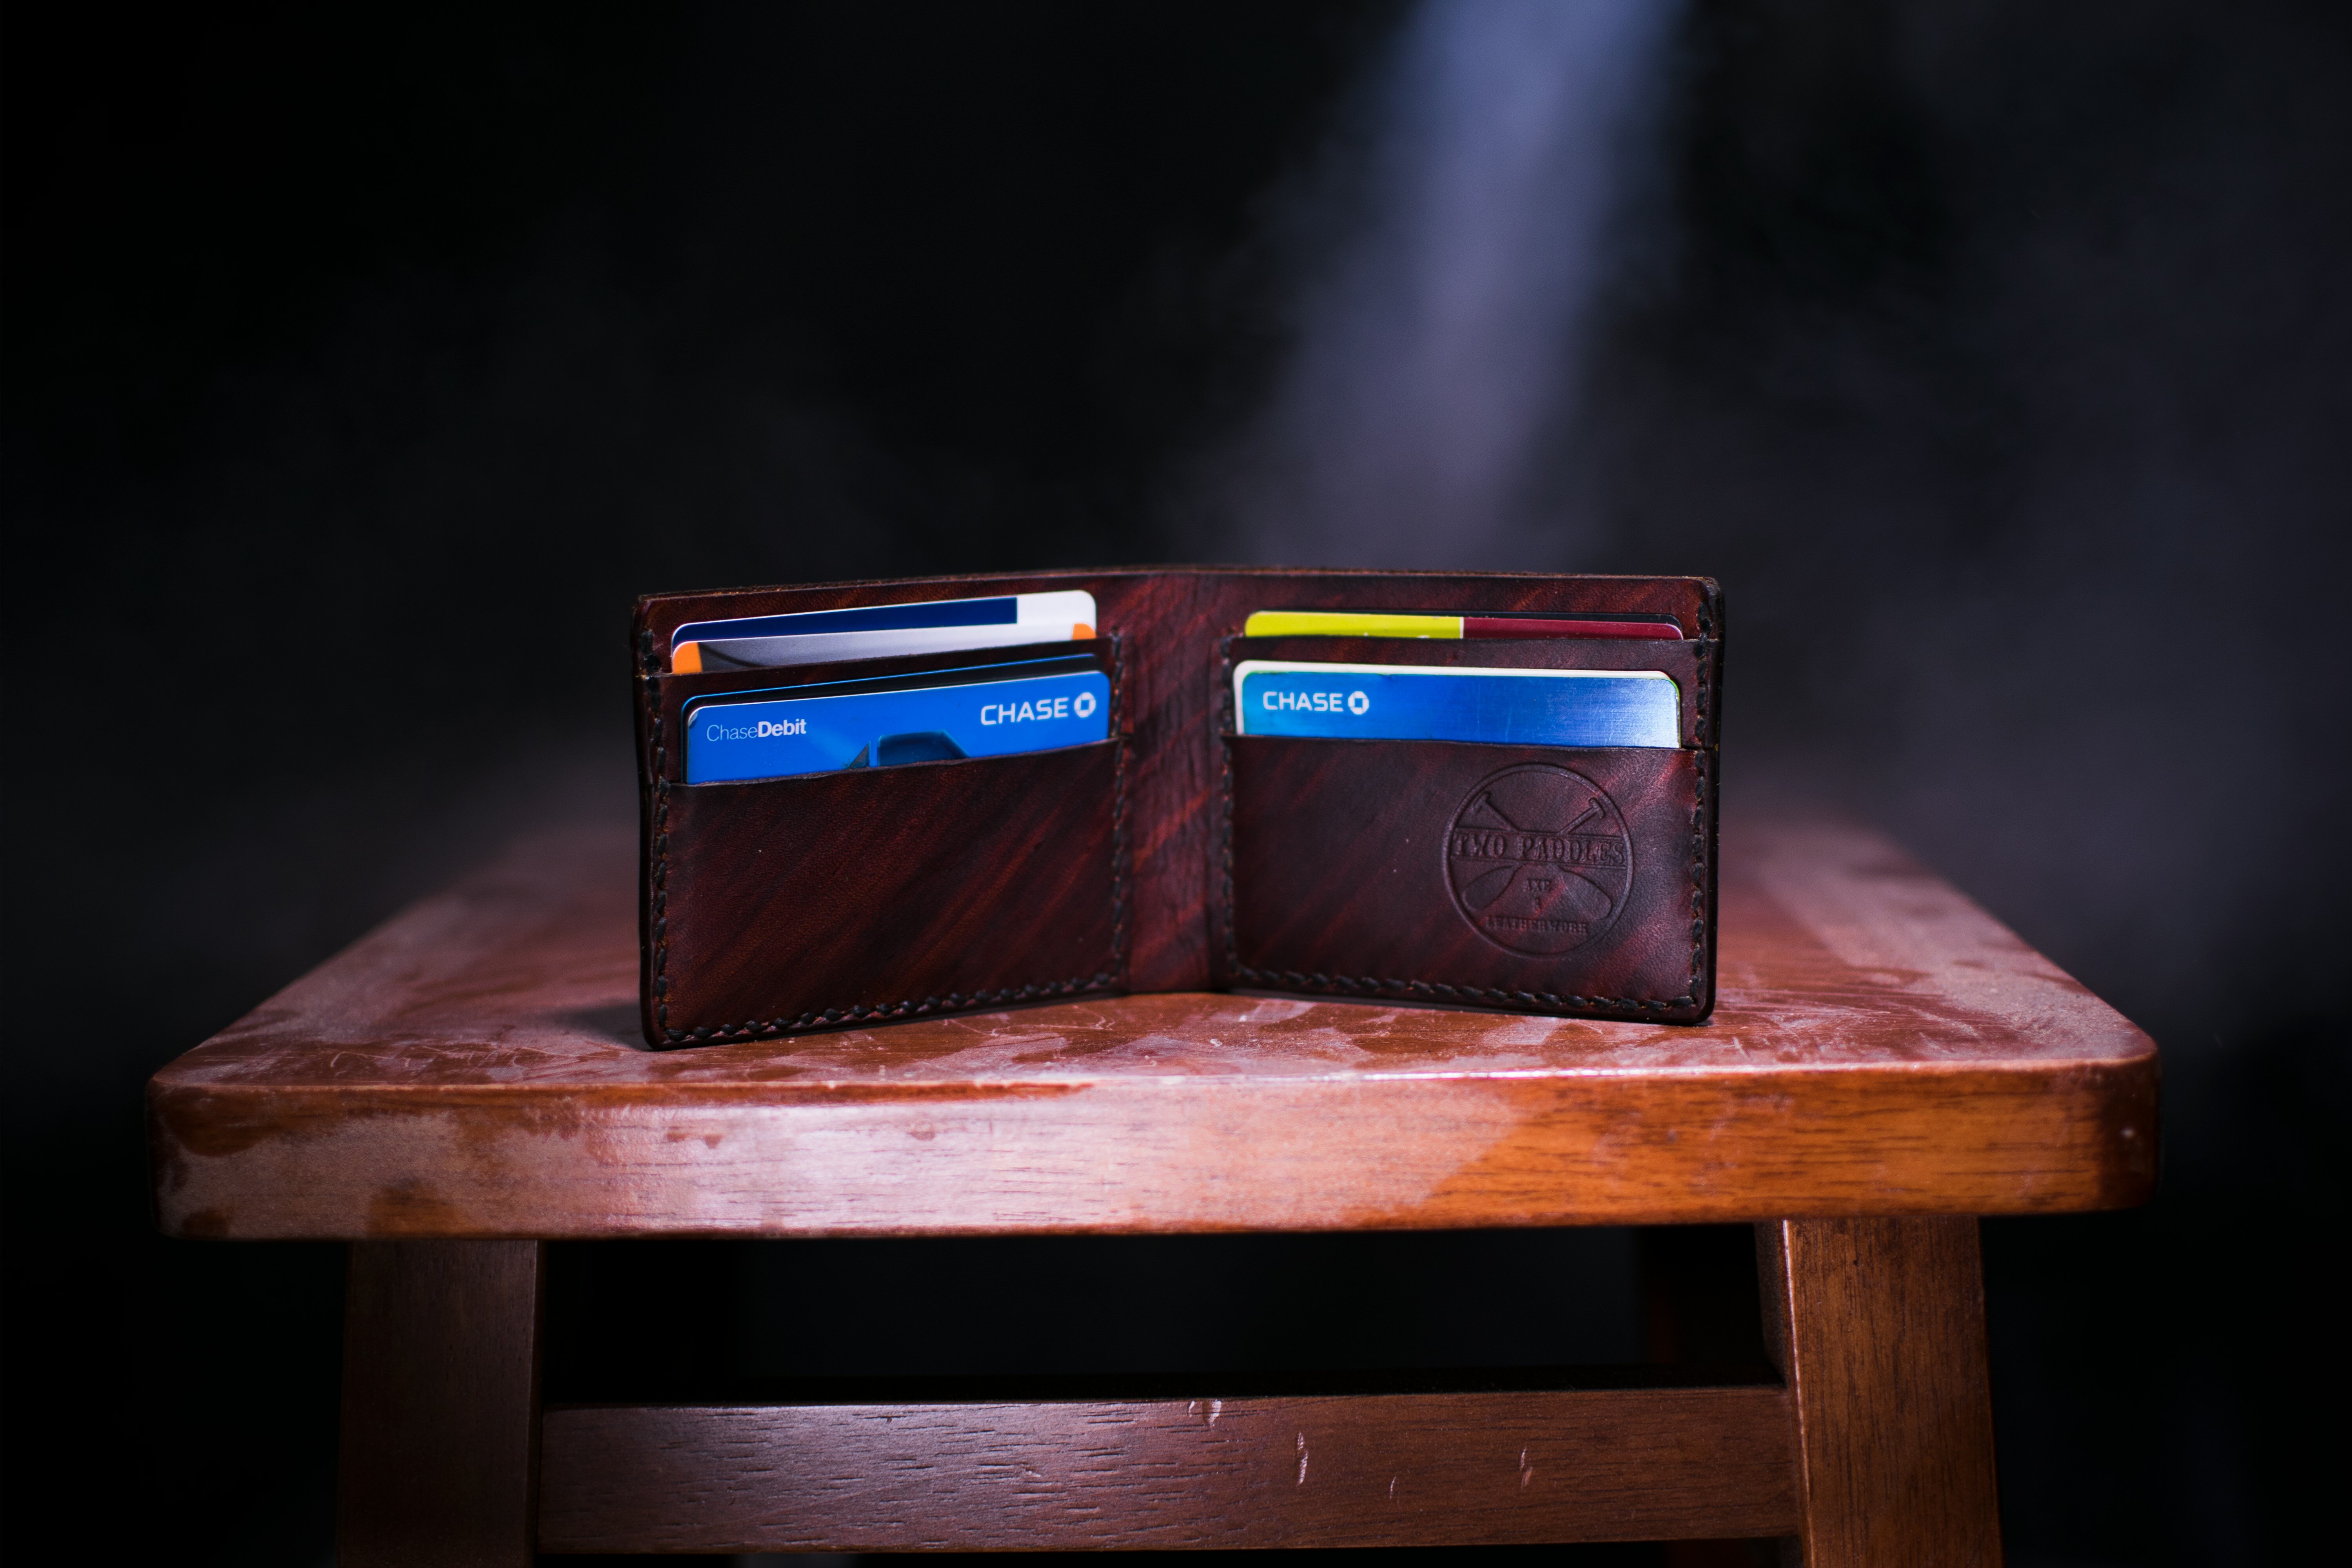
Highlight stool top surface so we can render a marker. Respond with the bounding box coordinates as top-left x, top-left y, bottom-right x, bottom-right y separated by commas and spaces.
149, 815, 2157, 1239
